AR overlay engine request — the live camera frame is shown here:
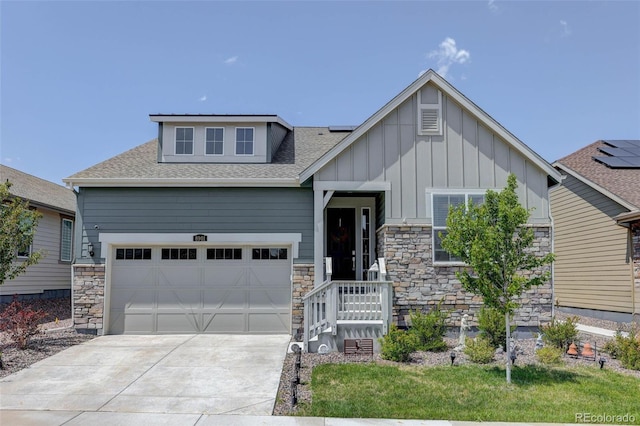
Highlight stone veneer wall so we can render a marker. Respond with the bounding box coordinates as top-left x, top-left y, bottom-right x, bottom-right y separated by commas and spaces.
633, 225, 640, 324
376, 225, 553, 328
72, 264, 105, 334
292, 263, 314, 338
